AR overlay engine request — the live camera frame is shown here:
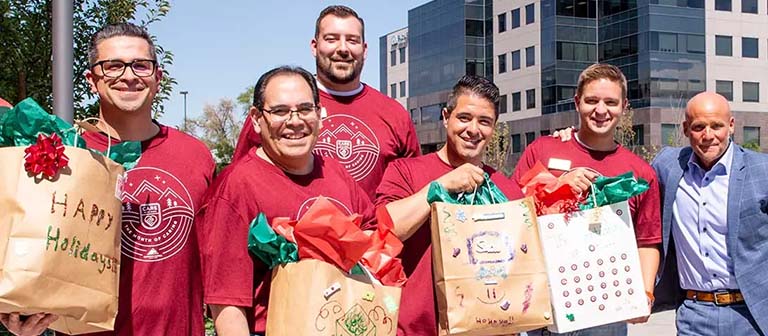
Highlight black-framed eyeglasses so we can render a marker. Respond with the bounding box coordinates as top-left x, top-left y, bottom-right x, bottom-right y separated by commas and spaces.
91, 59, 157, 78
261, 104, 319, 124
